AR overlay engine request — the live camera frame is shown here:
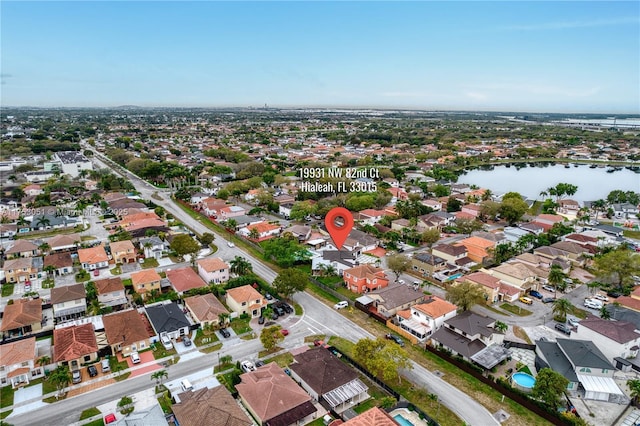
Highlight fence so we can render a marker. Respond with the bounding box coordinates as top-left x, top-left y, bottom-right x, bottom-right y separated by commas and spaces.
309, 277, 348, 302
504, 340, 536, 351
